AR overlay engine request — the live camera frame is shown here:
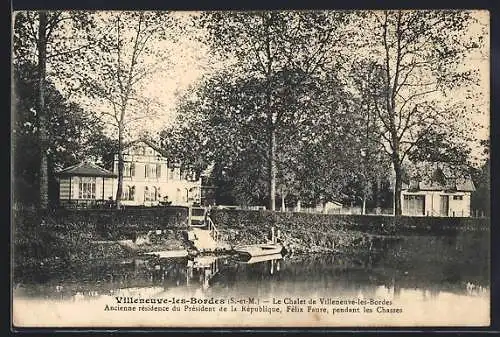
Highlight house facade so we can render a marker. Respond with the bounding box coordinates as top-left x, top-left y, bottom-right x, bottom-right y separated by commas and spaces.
56, 140, 202, 207
111, 140, 201, 206
401, 168, 475, 217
